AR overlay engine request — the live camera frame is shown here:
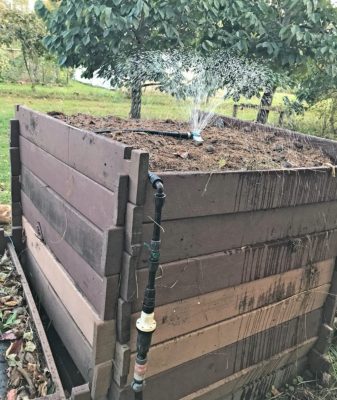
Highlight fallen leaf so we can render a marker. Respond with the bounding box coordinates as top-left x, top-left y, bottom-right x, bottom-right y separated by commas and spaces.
0, 330, 16, 341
